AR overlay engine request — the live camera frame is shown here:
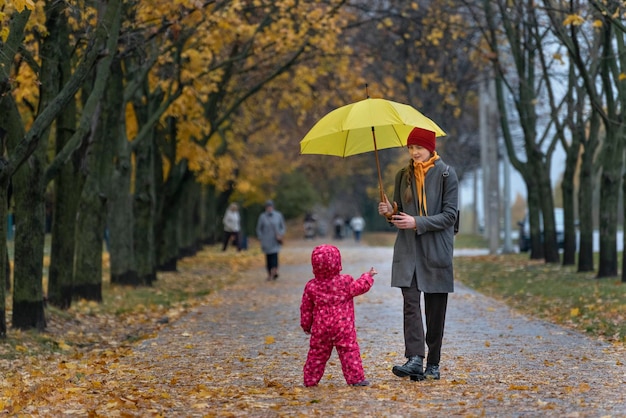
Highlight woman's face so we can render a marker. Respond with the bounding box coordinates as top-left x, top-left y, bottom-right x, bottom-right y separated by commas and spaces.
408, 145, 431, 163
